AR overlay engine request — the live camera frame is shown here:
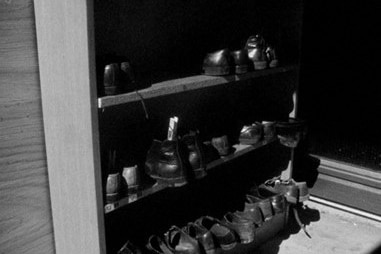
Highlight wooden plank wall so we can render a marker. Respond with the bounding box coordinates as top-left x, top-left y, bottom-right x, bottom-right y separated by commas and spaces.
0, 0, 55, 253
